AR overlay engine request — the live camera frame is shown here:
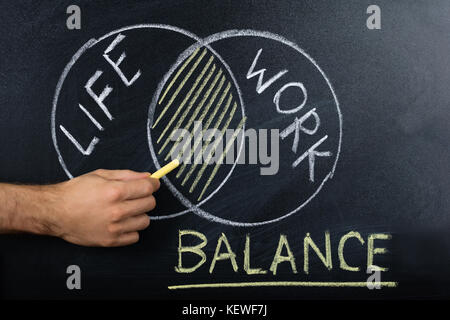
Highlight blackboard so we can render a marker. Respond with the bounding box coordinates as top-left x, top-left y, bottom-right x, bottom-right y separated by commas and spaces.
0, 0, 449, 300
